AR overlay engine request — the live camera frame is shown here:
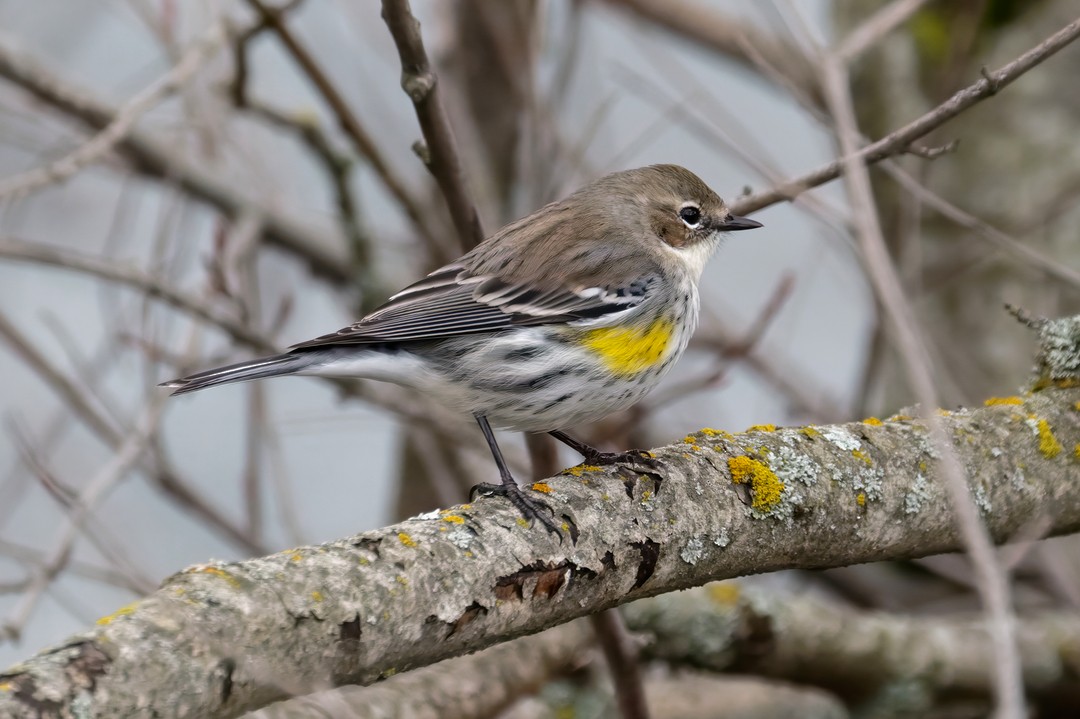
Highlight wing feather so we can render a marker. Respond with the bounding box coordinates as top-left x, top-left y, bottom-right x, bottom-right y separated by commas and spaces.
289, 264, 658, 350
